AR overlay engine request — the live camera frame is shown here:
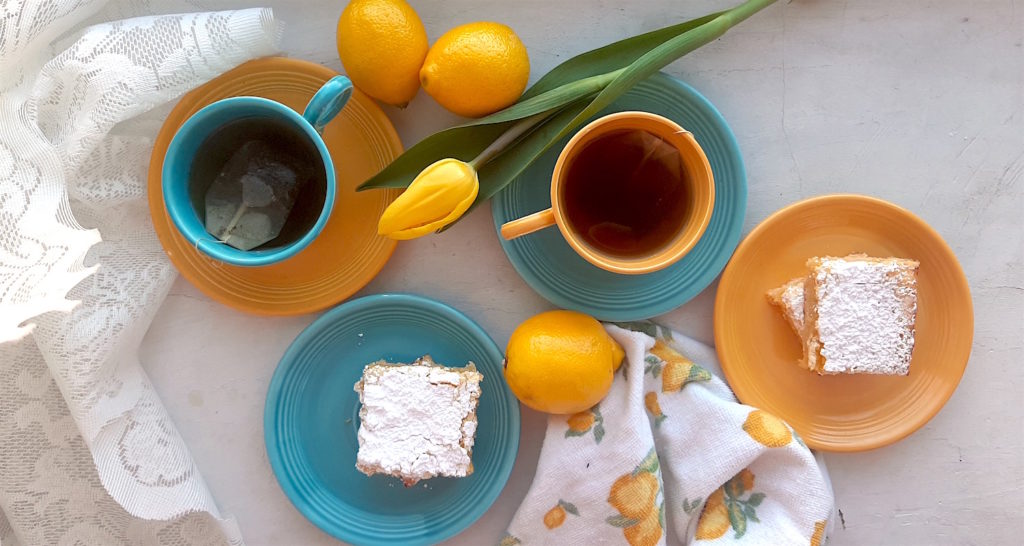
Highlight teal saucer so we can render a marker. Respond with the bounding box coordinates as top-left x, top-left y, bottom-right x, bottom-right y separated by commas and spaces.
264, 294, 520, 545
492, 72, 747, 321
